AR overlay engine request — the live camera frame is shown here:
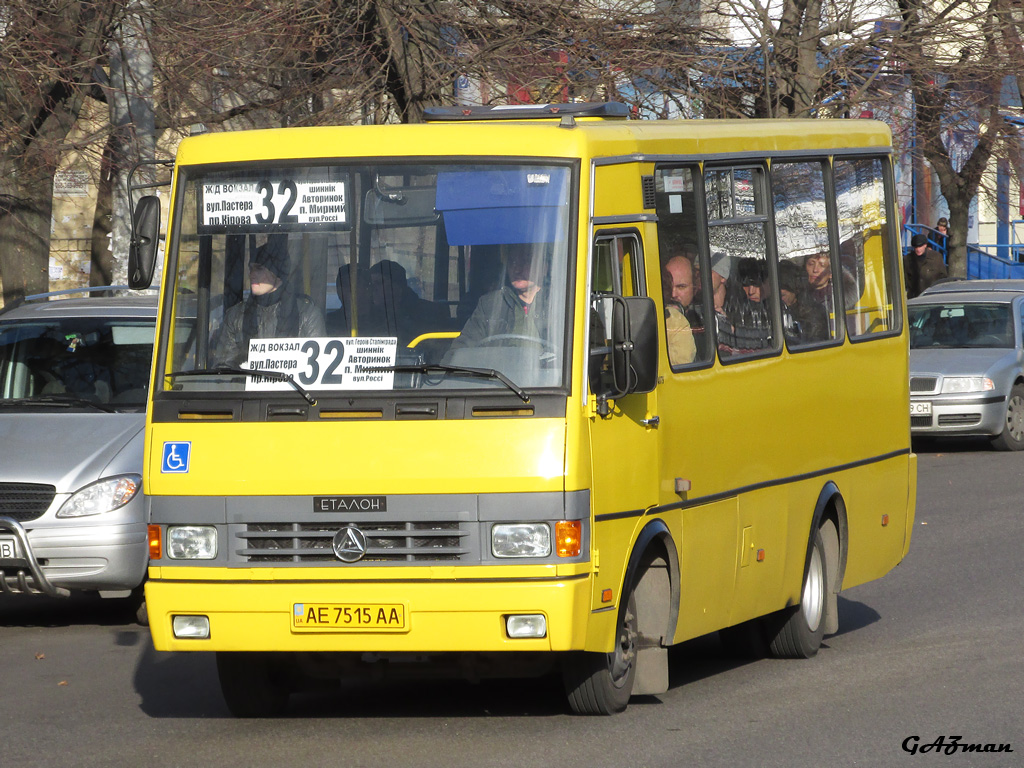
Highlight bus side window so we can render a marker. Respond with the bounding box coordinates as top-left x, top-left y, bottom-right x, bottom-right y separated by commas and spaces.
771, 161, 836, 348
590, 231, 646, 386
592, 233, 644, 297
654, 165, 711, 367
705, 166, 779, 360
833, 157, 899, 338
